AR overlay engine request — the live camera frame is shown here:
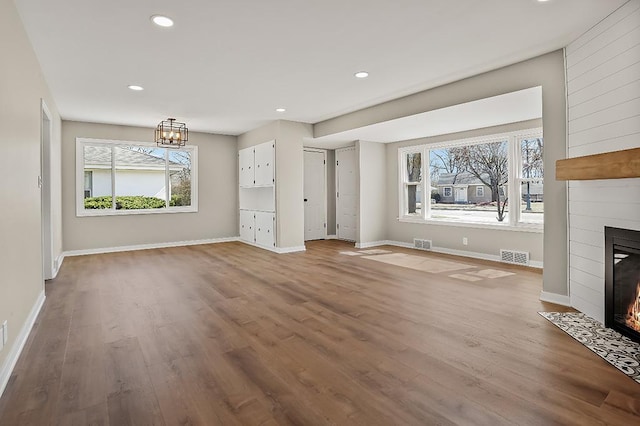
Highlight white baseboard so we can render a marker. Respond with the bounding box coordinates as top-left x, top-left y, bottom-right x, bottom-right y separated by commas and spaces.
52, 253, 65, 279
63, 236, 239, 257
274, 245, 306, 254
0, 290, 46, 398
353, 240, 543, 269
355, 240, 388, 249
239, 240, 306, 254
325, 235, 338, 240
540, 291, 571, 307
382, 240, 414, 249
